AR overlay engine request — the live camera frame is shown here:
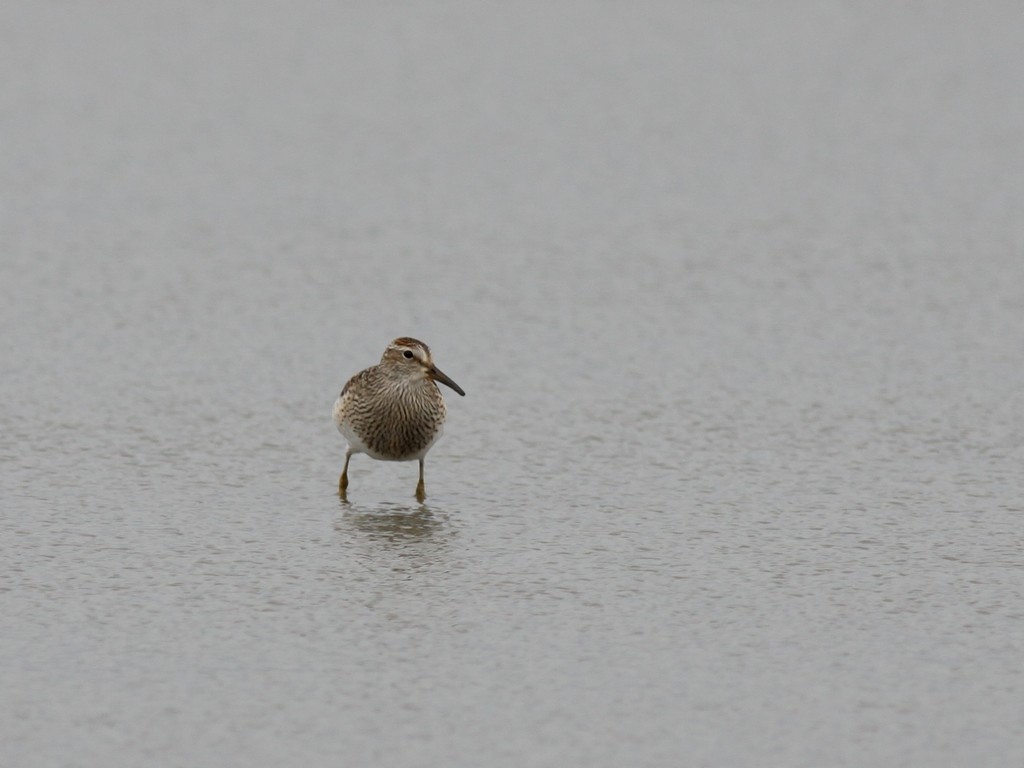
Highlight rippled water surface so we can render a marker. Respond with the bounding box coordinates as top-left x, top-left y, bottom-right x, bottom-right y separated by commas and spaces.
3, 3, 1024, 766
